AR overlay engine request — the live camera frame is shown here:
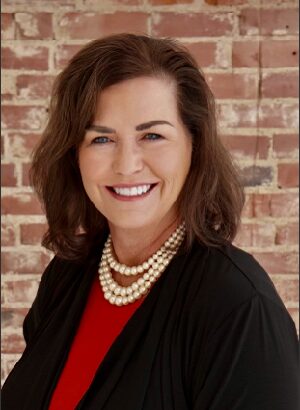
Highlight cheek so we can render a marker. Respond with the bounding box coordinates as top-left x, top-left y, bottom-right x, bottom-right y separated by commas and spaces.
158, 146, 191, 178
78, 151, 106, 184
